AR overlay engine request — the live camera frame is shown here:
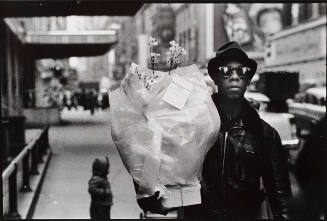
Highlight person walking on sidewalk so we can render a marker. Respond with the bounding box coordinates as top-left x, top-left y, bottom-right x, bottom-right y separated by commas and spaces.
88, 156, 113, 219
185, 41, 293, 219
